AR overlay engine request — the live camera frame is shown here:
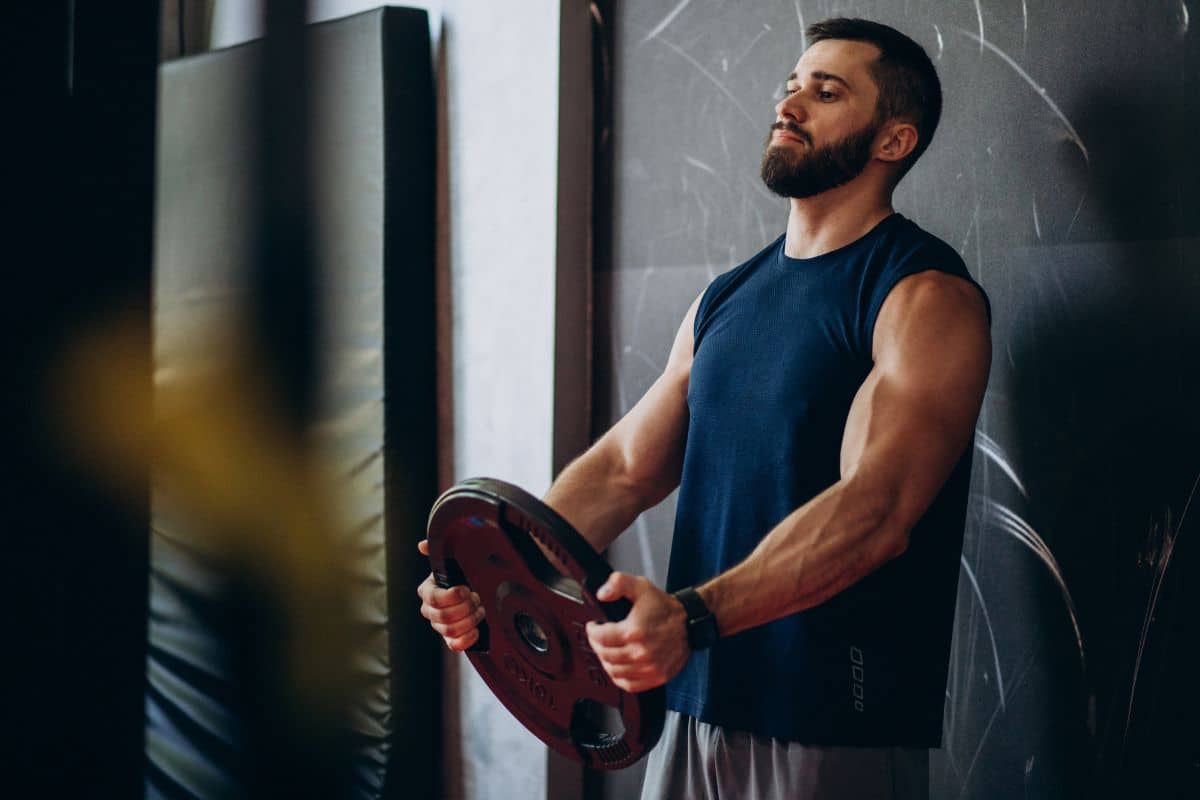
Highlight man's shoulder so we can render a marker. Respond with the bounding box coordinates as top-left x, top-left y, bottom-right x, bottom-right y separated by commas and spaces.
864, 214, 991, 330
884, 269, 990, 322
